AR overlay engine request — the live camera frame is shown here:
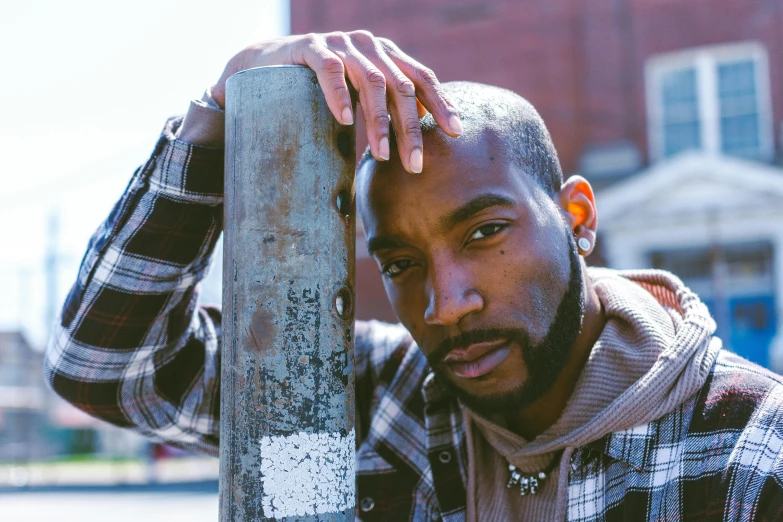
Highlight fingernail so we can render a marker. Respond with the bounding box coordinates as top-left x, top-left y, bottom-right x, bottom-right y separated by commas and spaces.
409, 148, 423, 174
341, 107, 353, 126
449, 114, 463, 135
379, 137, 390, 160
